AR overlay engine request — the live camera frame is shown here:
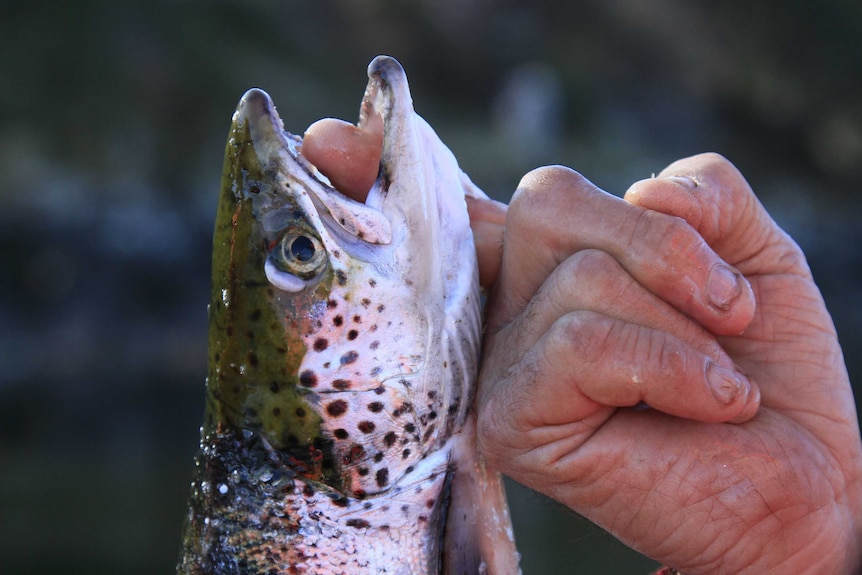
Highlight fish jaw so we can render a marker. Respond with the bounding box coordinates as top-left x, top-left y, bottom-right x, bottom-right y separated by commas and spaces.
180, 55, 519, 574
